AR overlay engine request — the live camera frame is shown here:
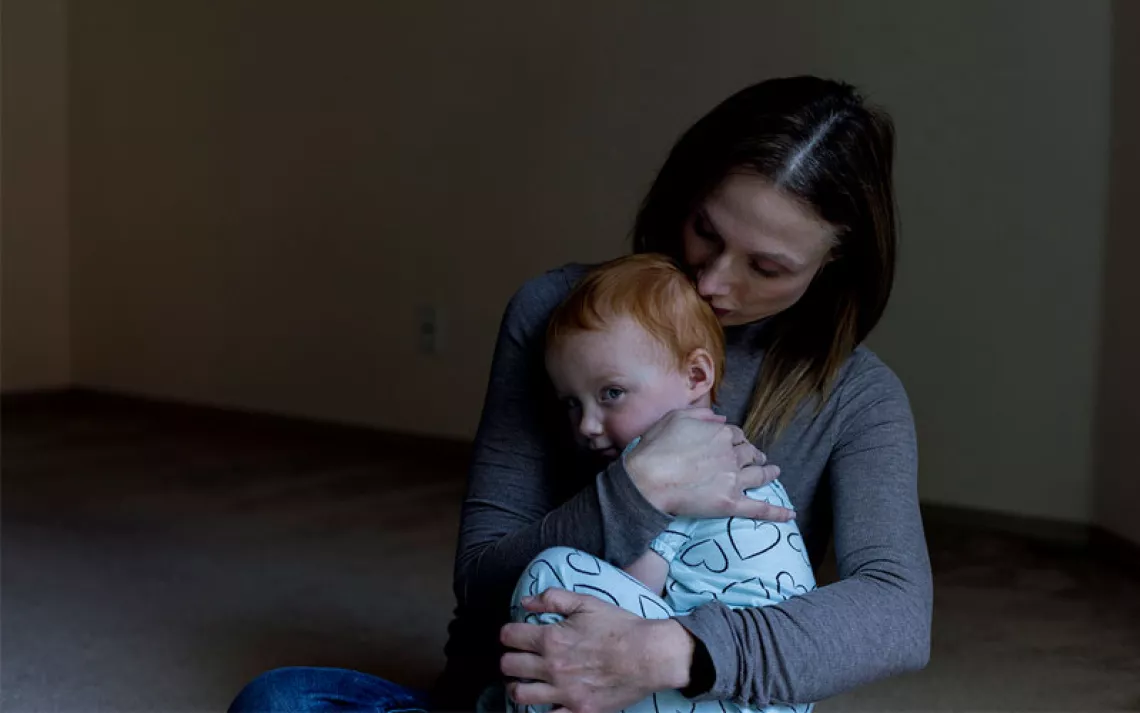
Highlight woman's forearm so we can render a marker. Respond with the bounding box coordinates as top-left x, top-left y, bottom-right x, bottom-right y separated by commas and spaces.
646, 619, 697, 691
676, 361, 932, 706
456, 457, 672, 614
678, 567, 931, 705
